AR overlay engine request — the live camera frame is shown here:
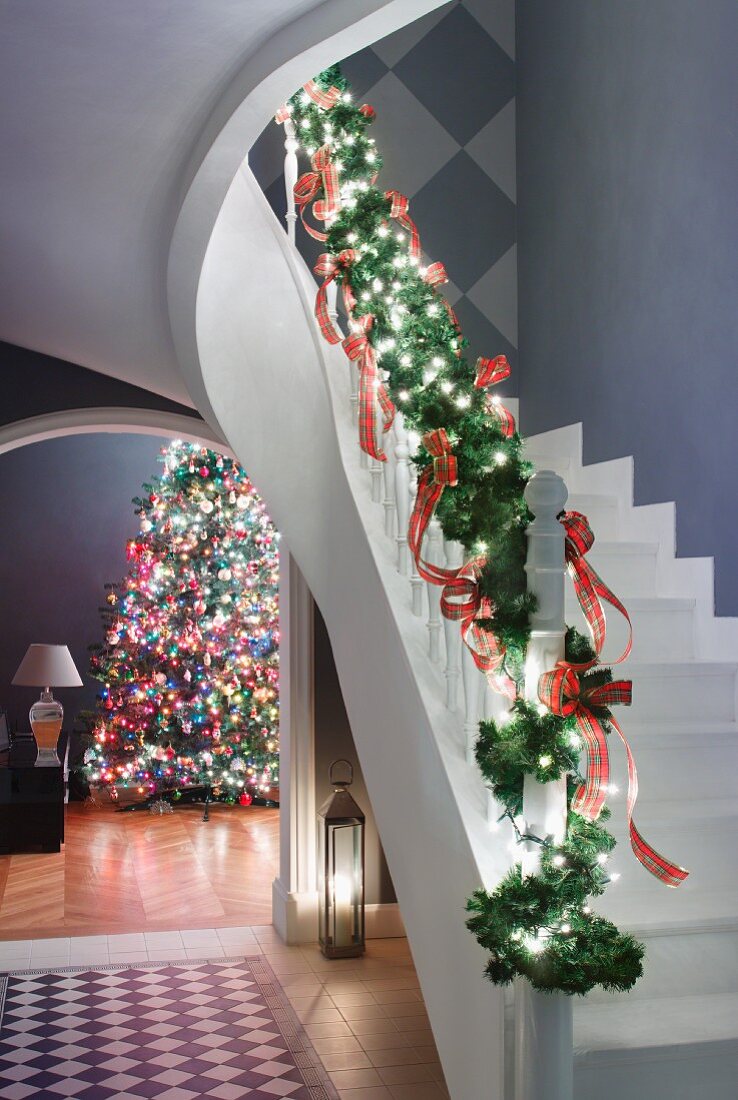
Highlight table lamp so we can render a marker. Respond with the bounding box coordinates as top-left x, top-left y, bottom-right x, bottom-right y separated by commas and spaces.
12, 644, 83, 766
